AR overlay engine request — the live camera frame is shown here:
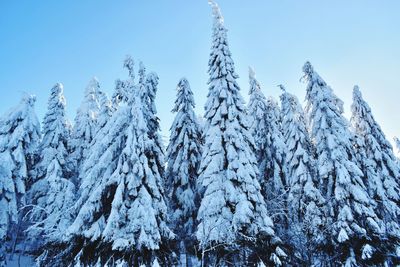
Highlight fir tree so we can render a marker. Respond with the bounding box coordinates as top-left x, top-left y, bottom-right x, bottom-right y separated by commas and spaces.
280, 86, 326, 265
69, 78, 100, 184
247, 67, 268, 177
196, 1, 284, 266
303, 62, 383, 266
28, 83, 75, 246
247, 69, 287, 218
65, 57, 174, 267
166, 78, 202, 265
351, 85, 400, 264
0, 95, 40, 266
